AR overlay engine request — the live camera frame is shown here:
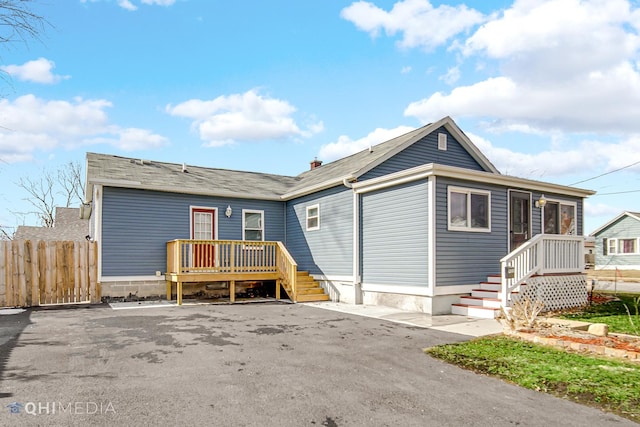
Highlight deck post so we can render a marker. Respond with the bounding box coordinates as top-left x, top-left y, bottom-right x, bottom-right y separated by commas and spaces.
275, 279, 281, 300
177, 282, 182, 306
166, 281, 172, 301
229, 280, 235, 303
